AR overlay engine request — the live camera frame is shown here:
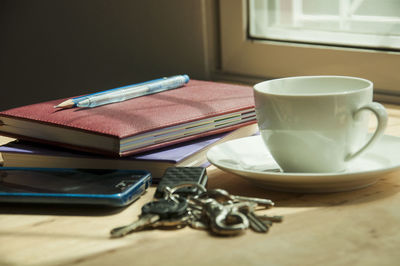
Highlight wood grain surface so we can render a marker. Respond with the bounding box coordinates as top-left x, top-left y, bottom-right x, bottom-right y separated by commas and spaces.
1, 104, 400, 266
